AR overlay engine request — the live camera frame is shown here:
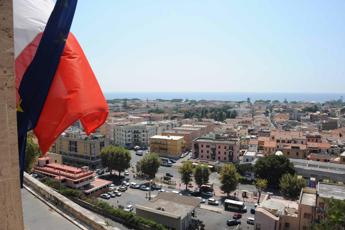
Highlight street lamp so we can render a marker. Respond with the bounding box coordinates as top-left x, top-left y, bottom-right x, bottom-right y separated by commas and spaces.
149, 179, 152, 200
